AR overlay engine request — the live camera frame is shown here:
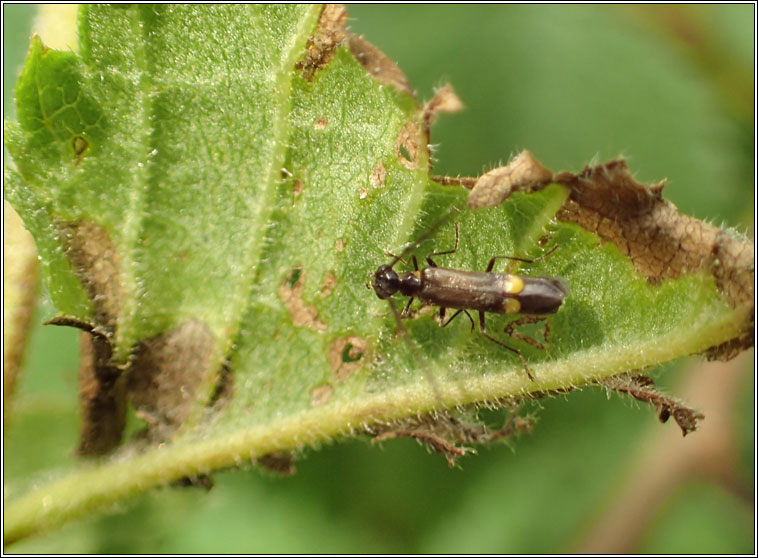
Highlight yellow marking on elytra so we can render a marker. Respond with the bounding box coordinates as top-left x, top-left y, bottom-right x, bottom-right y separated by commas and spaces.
504, 298, 521, 314
504, 275, 524, 294
413, 271, 421, 278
